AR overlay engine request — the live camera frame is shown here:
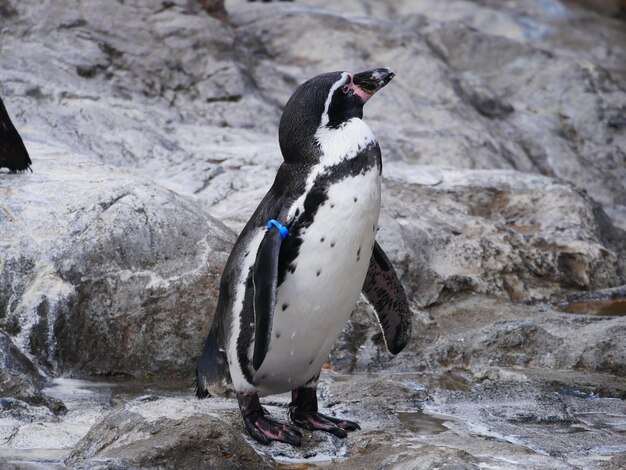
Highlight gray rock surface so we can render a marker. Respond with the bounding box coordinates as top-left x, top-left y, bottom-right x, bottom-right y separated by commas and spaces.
65, 369, 626, 469
377, 168, 625, 306
0, 0, 625, 468
334, 294, 626, 379
65, 396, 272, 470
227, 0, 626, 228
1, 152, 234, 377
0, 331, 65, 413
